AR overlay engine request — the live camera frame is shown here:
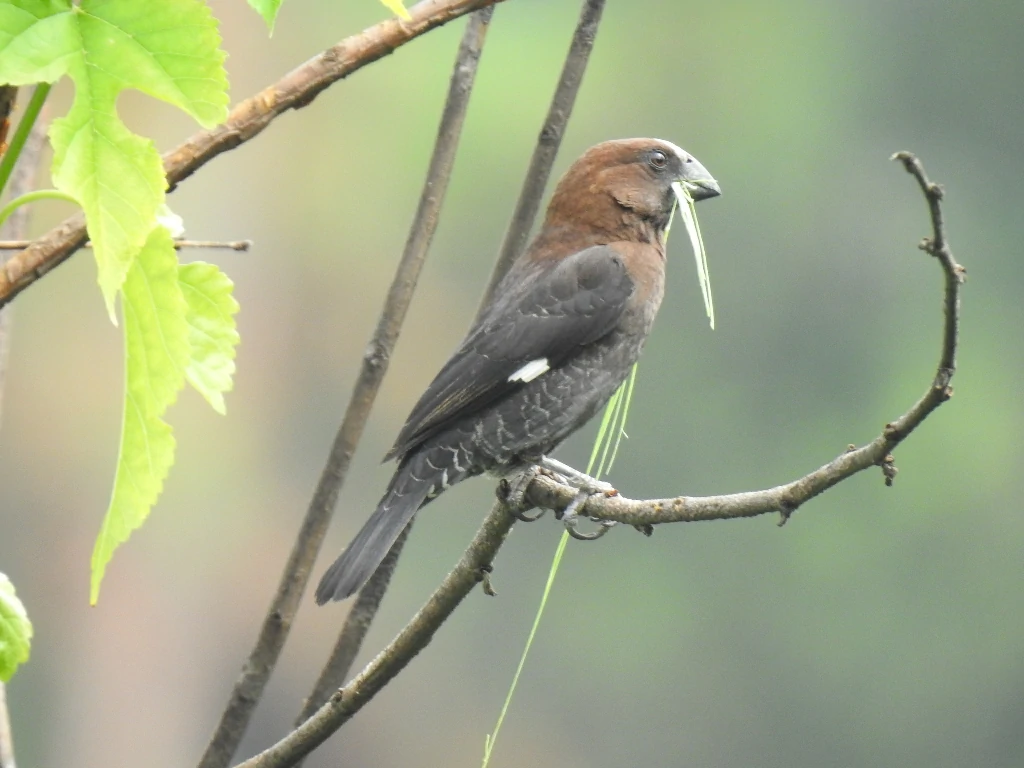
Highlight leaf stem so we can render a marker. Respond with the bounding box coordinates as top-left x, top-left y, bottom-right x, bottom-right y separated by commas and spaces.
0, 84, 50, 200
0, 189, 77, 231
